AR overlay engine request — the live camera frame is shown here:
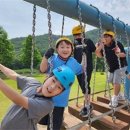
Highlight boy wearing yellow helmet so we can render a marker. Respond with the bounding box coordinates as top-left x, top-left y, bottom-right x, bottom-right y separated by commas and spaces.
72, 25, 96, 117
96, 30, 127, 107
39, 37, 85, 130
